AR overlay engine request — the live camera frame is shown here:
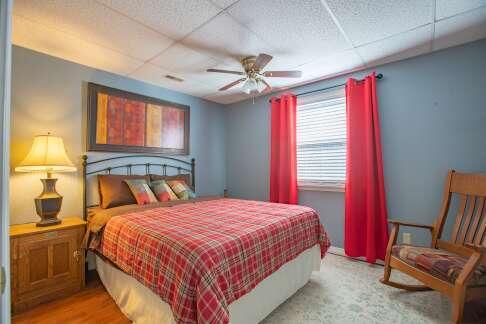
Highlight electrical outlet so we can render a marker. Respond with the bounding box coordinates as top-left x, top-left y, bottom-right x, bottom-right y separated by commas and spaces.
403, 232, 412, 245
